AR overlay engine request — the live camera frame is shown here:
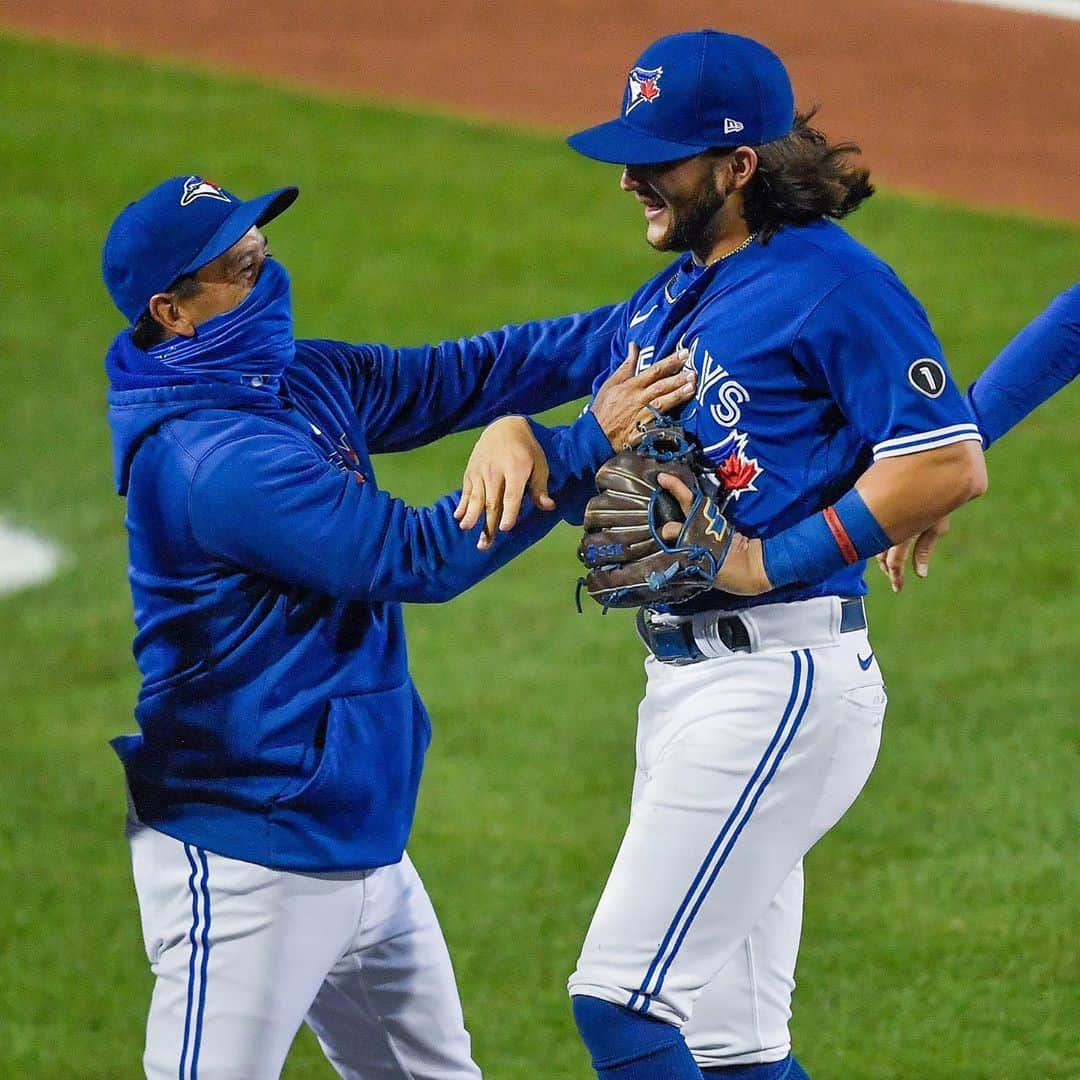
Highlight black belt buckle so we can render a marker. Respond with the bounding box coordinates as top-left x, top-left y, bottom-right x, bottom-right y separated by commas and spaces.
636, 609, 703, 665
